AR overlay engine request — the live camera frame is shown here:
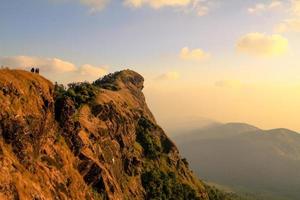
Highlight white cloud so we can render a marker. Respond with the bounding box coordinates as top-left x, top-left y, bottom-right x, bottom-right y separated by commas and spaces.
248, 3, 266, 14
291, 0, 300, 16
124, 0, 212, 16
0, 56, 108, 81
124, 0, 191, 9
52, 0, 212, 15
236, 33, 288, 57
273, 1, 300, 33
0, 56, 77, 73
248, 1, 283, 14
79, 64, 107, 77
180, 47, 210, 61
124, 0, 143, 7
196, 5, 209, 16
156, 71, 180, 80
50, 0, 109, 13
183, 0, 211, 16
275, 18, 300, 32
269, 0, 283, 8
79, 0, 109, 13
